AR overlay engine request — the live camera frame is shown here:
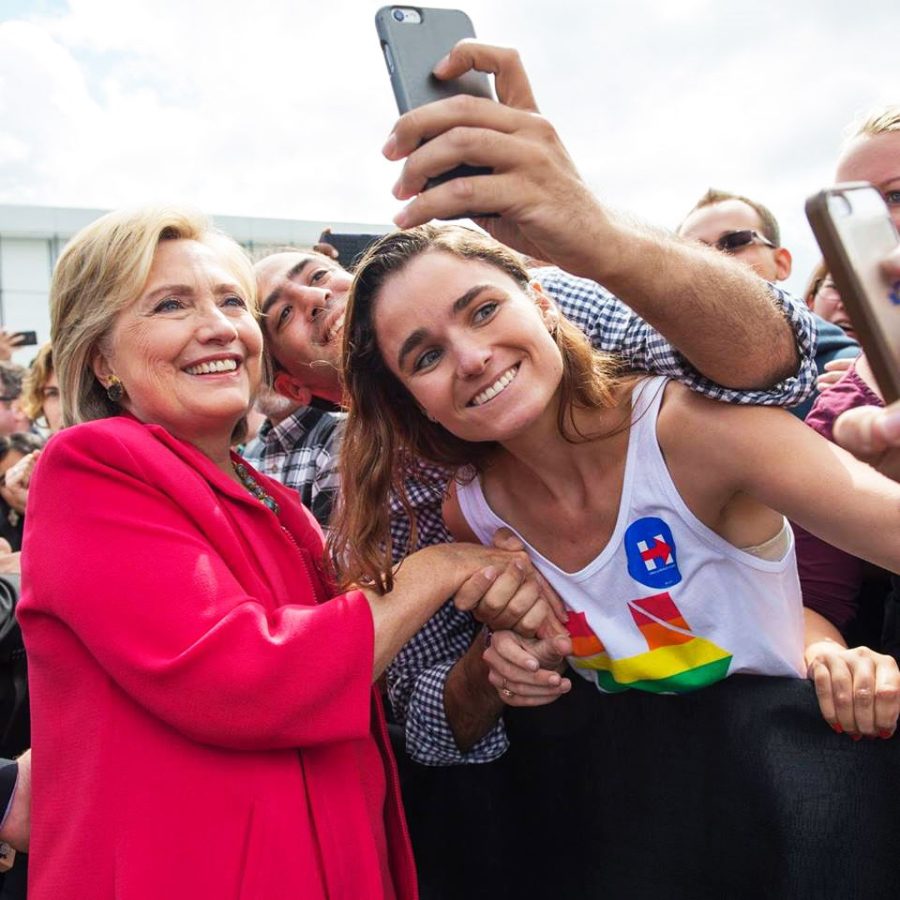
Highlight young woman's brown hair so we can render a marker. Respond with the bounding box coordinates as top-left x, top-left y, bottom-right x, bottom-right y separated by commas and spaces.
332, 223, 627, 593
